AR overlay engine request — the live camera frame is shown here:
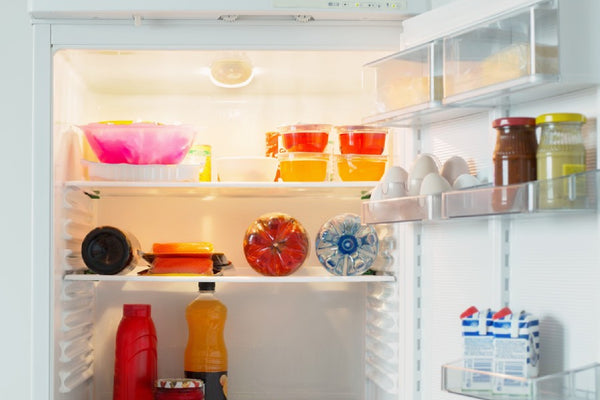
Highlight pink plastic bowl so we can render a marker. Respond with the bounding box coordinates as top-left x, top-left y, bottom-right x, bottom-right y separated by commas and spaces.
79, 122, 196, 165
